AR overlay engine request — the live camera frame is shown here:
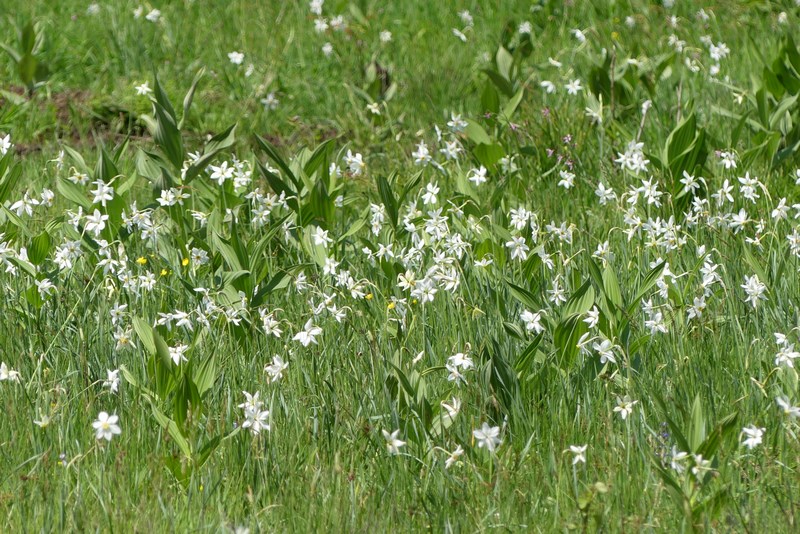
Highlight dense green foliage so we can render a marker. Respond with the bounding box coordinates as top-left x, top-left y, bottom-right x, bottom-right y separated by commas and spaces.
2, 1, 800, 532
